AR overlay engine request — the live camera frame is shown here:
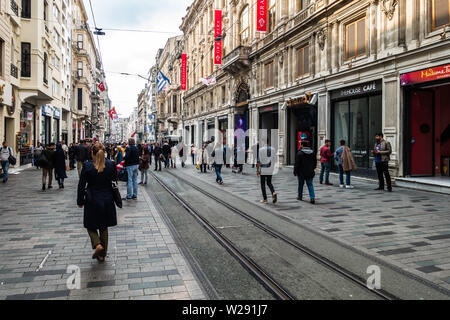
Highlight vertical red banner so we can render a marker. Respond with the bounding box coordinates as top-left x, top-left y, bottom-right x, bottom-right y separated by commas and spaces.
214, 10, 222, 65
181, 54, 187, 90
257, 0, 267, 32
